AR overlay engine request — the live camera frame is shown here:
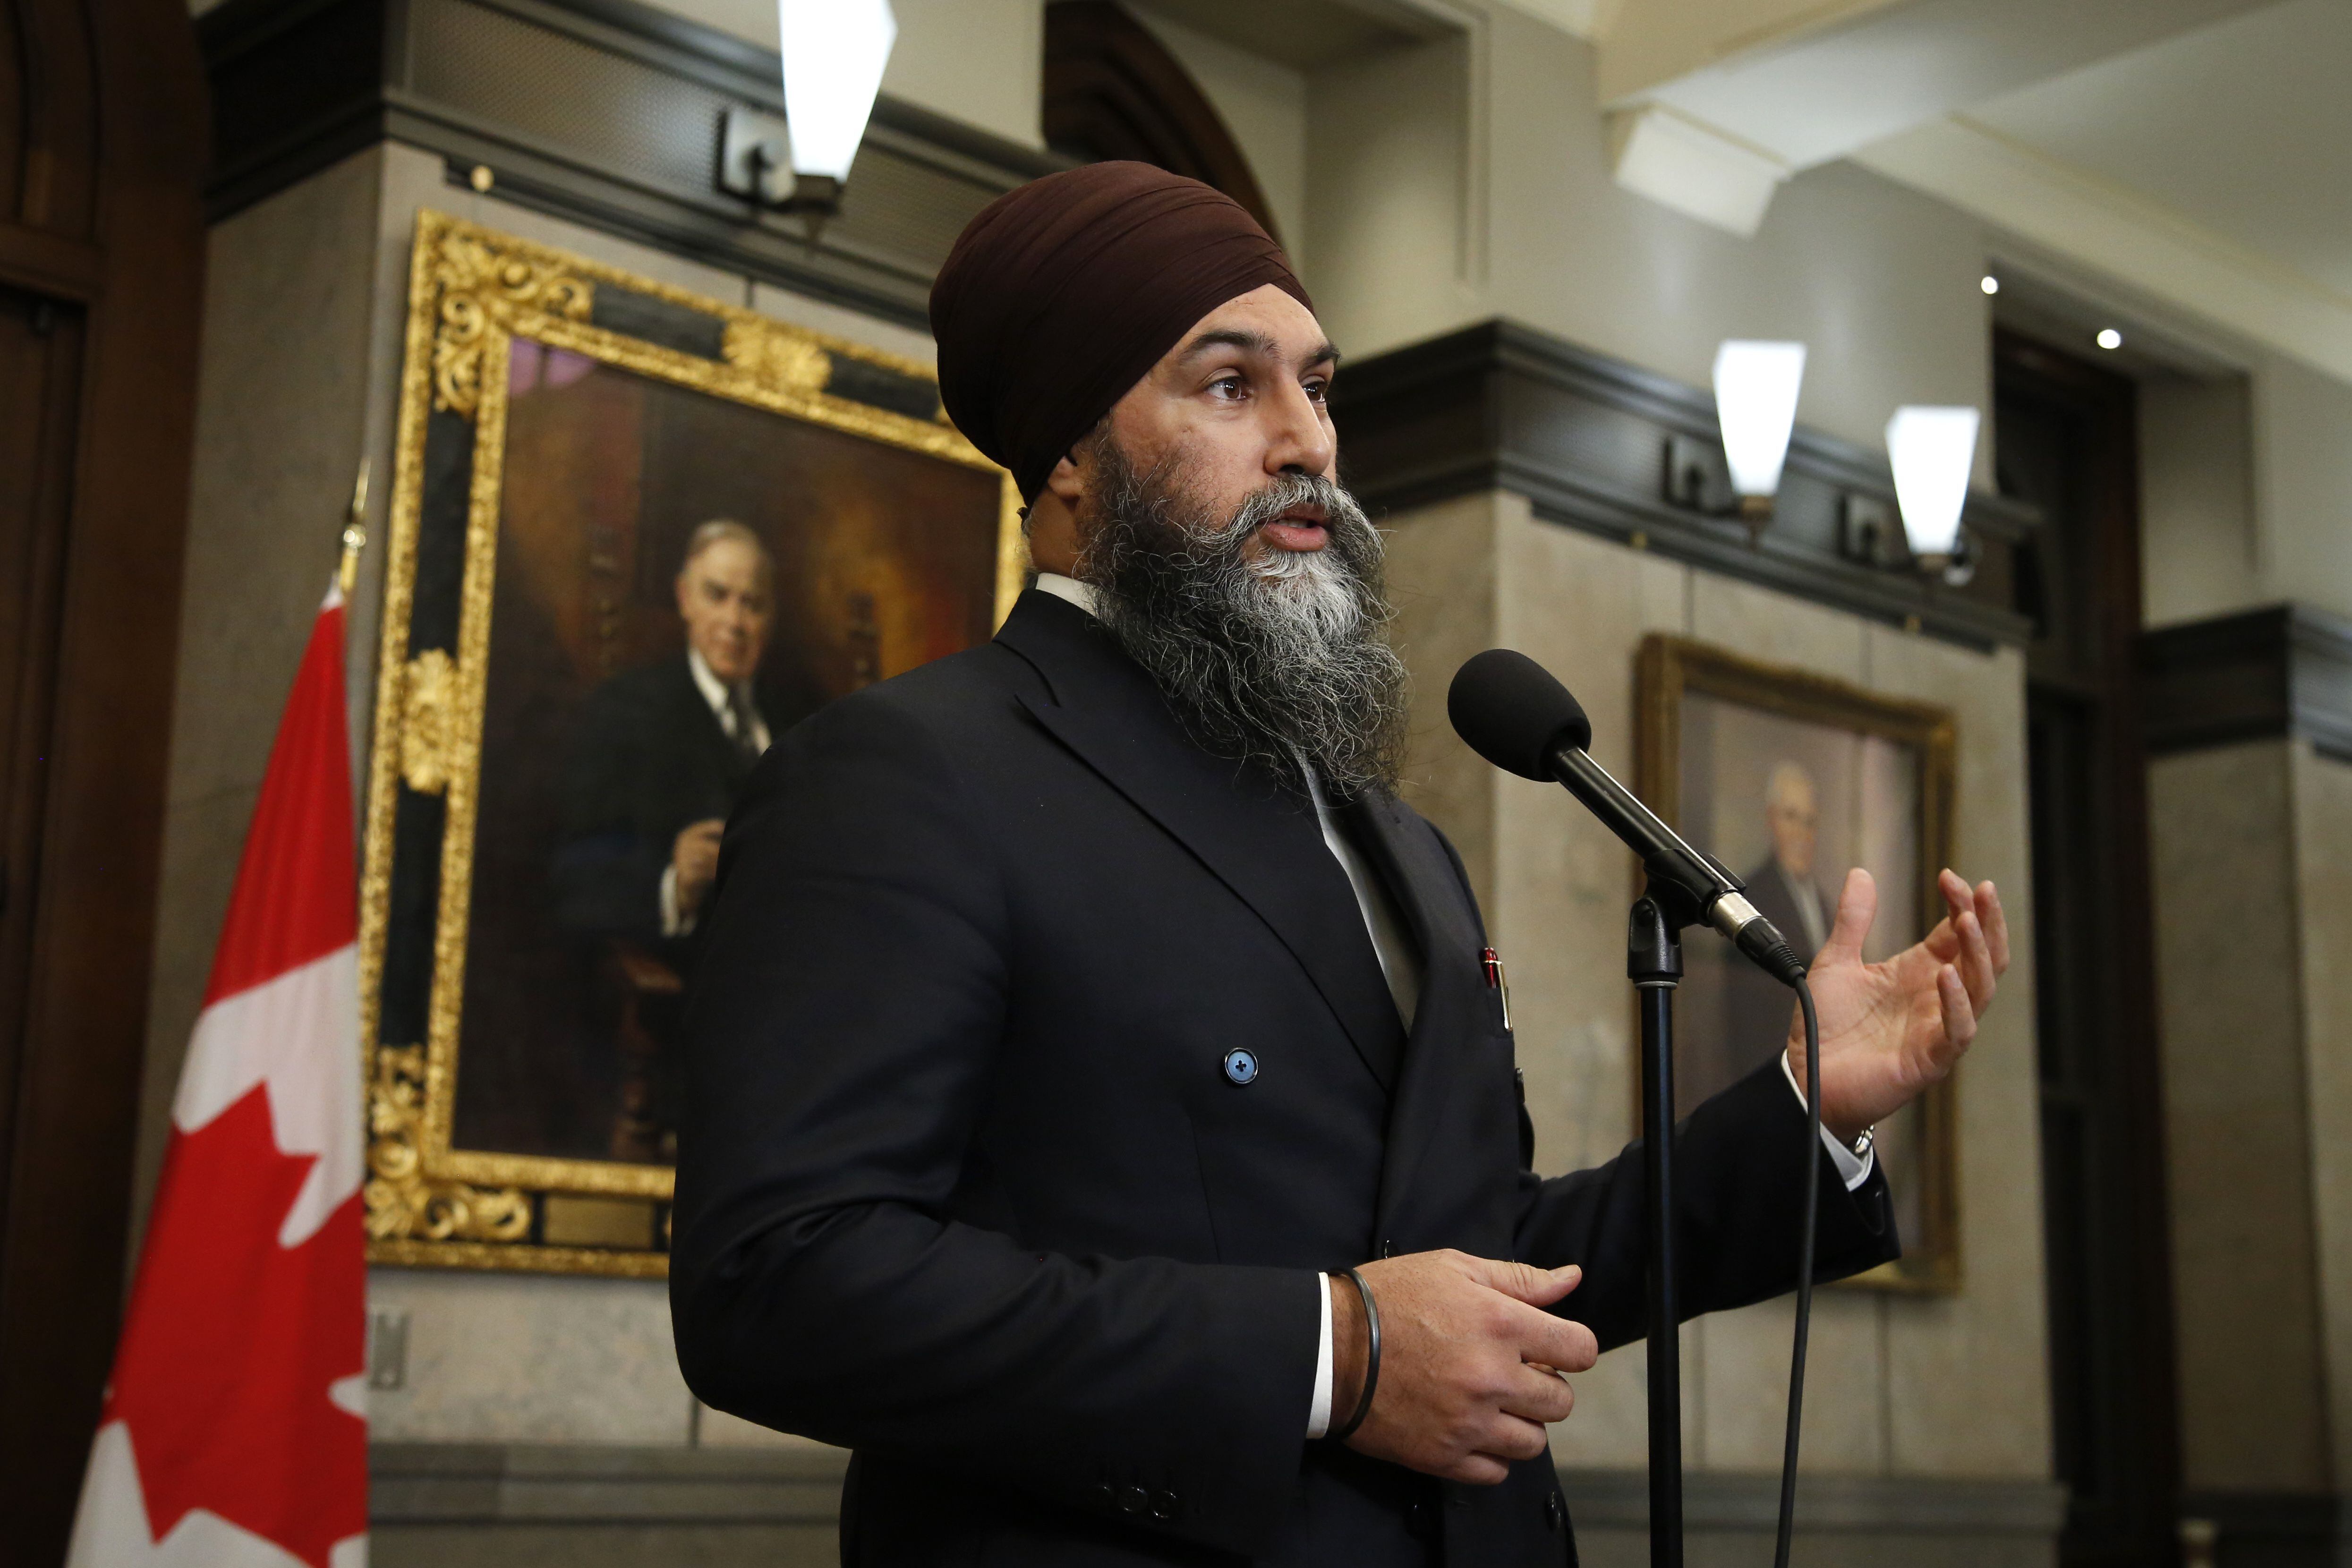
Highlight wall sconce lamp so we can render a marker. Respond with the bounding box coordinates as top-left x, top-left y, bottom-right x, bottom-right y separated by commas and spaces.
719, 0, 897, 232
1663, 340, 1807, 543
1884, 404, 1980, 580
1713, 340, 1807, 537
